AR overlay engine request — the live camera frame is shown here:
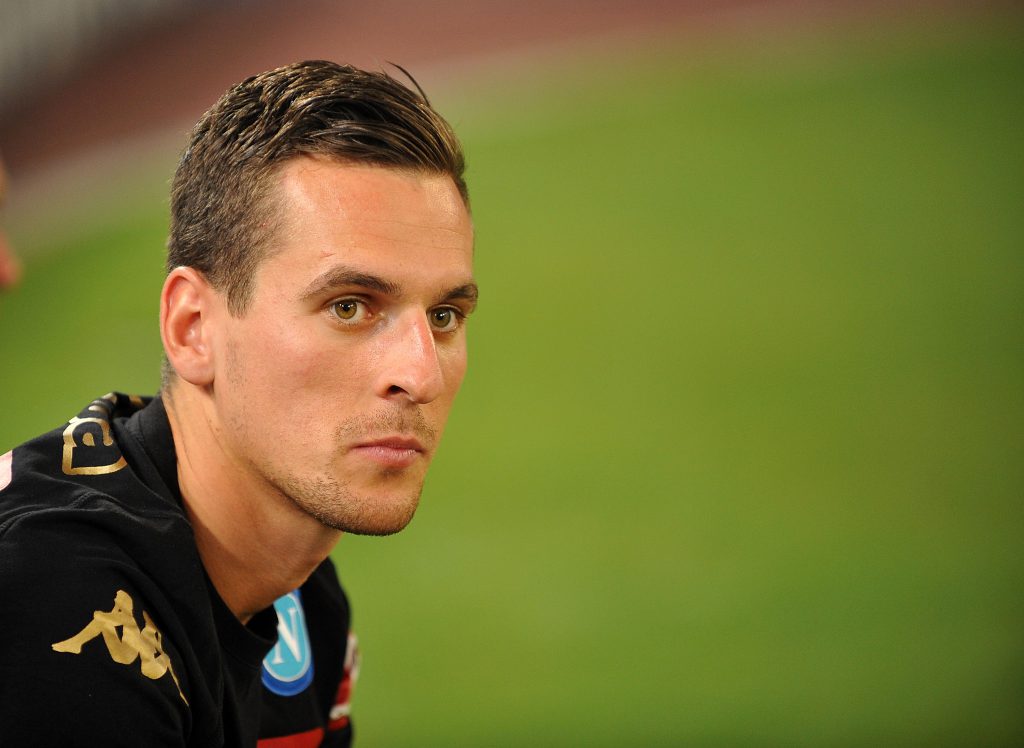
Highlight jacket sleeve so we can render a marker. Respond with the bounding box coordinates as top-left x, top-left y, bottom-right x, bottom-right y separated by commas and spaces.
0, 515, 193, 747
